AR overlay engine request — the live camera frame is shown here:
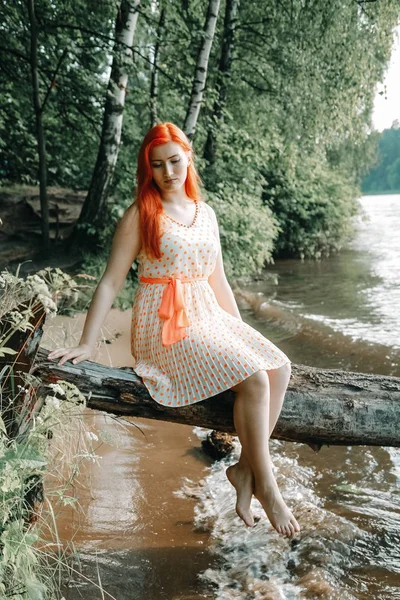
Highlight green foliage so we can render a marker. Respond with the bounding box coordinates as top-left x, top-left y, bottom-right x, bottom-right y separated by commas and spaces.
0, 378, 97, 599
205, 181, 279, 279
362, 122, 400, 193
0, 0, 118, 187
262, 148, 359, 259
